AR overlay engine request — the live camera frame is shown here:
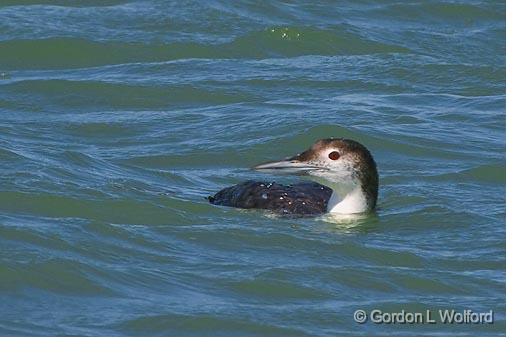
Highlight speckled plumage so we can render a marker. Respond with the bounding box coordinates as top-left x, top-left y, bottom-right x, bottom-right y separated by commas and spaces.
208, 180, 333, 215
